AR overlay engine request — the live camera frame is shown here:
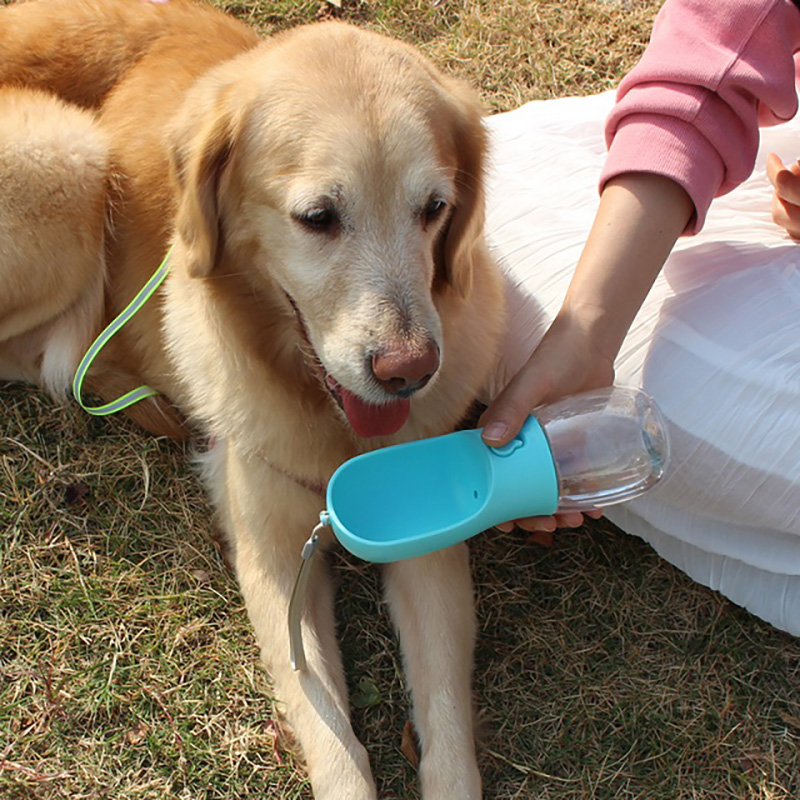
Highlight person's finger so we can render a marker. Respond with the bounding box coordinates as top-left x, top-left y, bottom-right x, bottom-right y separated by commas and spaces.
775, 168, 800, 206
493, 522, 515, 533
766, 152, 786, 186
767, 154, 800, 238
767, 152, 800, 205
553, 511, 585, 528
479, 359, 554, 446
514, 515, 557, 532
492, 507, 602, 535
515, 511, 588, 531
772, 189, 800, 239
772, 199, 800, 239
